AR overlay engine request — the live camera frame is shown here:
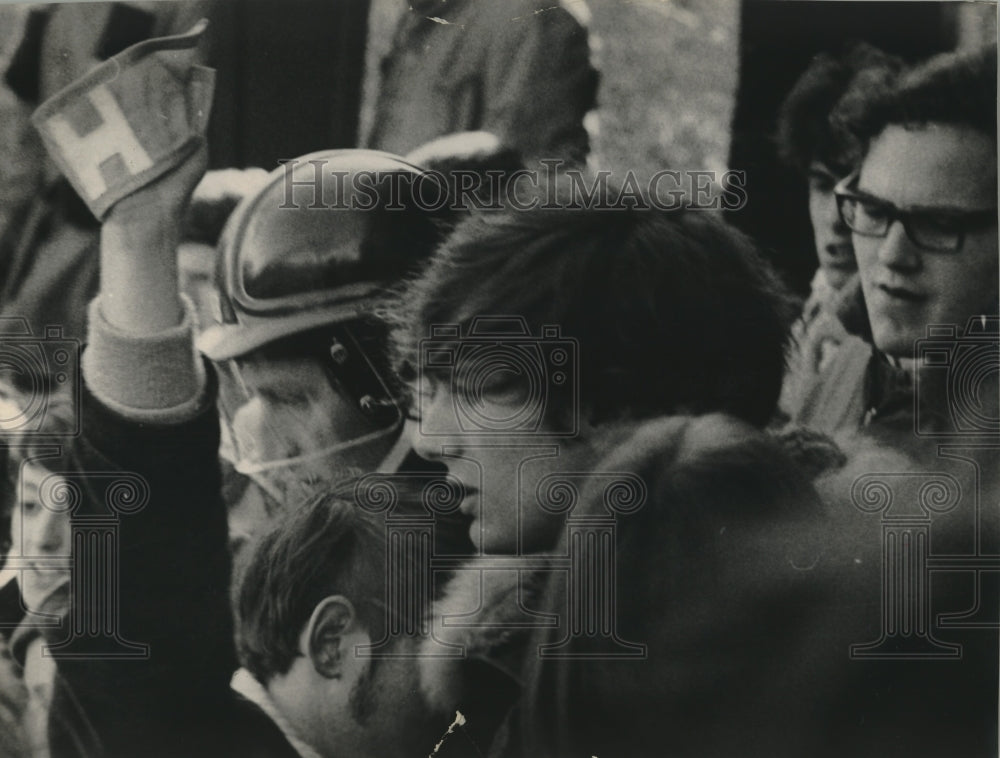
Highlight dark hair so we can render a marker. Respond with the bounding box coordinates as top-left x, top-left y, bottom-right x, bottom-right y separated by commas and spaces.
389, 196, 797, 429
234, 490, 393, 683
777, 42, 903, 176
838, 43, 997, 156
